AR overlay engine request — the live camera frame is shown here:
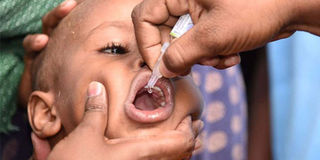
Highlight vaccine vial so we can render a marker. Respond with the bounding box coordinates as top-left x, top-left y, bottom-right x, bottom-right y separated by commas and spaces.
146, 14, 194, 93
